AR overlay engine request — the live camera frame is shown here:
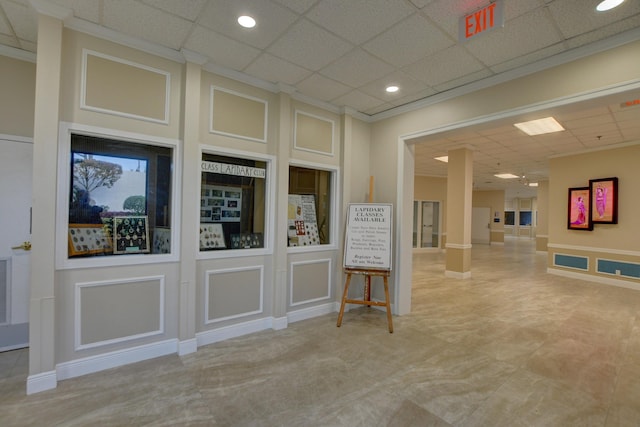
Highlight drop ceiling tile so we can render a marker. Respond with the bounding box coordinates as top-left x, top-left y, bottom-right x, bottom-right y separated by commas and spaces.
1, 0, 36, 42
363, 14, 453, 68
267, 19, 353, 71
18, 37, 34, 52
564, 115, 614, 130
141, 0, 206, 21
359, 70, 430, 103
332, 90, 387, 114
244, 53, 312, 86
465, 8, 562, 67
320, 48, 394, 88
306, 0, 414, 45
363, 102, 396, 116
0, 33, 17, 48
613, 107, 640, 123
0, 7, 12, 35
490, 43, 565, 74
185, 26, 260, 70
557, 106, 610, 121
271, 0, 316, 14
295, 73, 352, 102
50, 0, 101, 23
197, 0, 298, 50
566, 16, 640, 50
403, 45, 485, 87
432, 68, 493, 93
390, 87, 438, 108
103, 0, 193, 50
547, 0, 640, 39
